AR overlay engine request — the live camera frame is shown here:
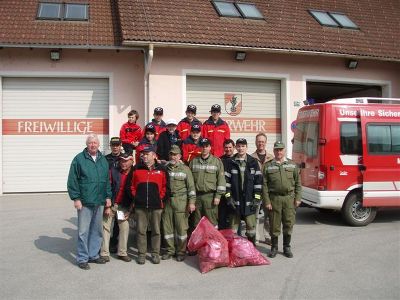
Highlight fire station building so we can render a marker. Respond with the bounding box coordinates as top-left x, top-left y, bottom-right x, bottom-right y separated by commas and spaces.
1, 1, 399, 193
